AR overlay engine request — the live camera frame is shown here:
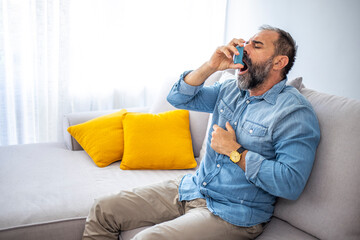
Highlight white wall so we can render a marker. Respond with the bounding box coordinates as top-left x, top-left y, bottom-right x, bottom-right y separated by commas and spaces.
225, 0, 360, 100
